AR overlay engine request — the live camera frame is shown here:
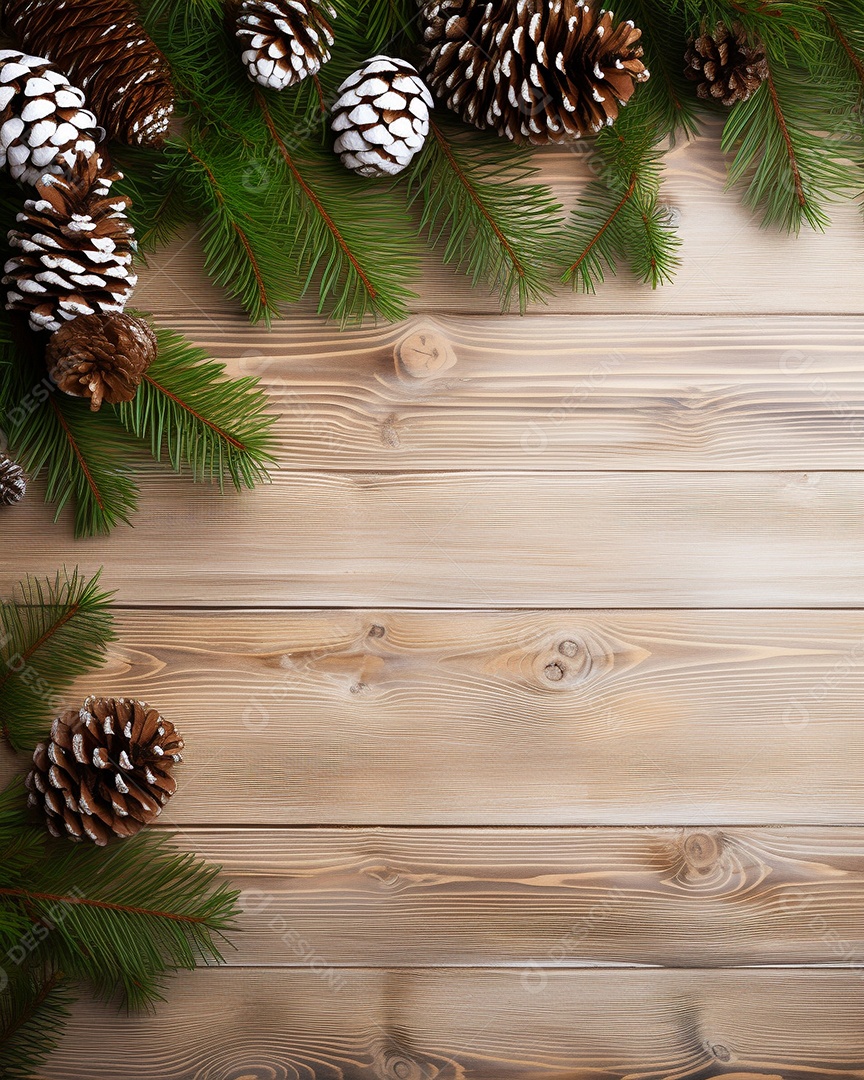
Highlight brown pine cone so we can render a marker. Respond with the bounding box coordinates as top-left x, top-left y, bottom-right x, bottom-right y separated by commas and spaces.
3, 0, 175, 146
420, 0, 649, 143
236, 0, 335, 90
26, 697, 184, 846
46, 313, 157, 411
0, 456, 26, 505
4, 154, 137, 333
684, 21, 768, 106
0, 50, 103, 185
